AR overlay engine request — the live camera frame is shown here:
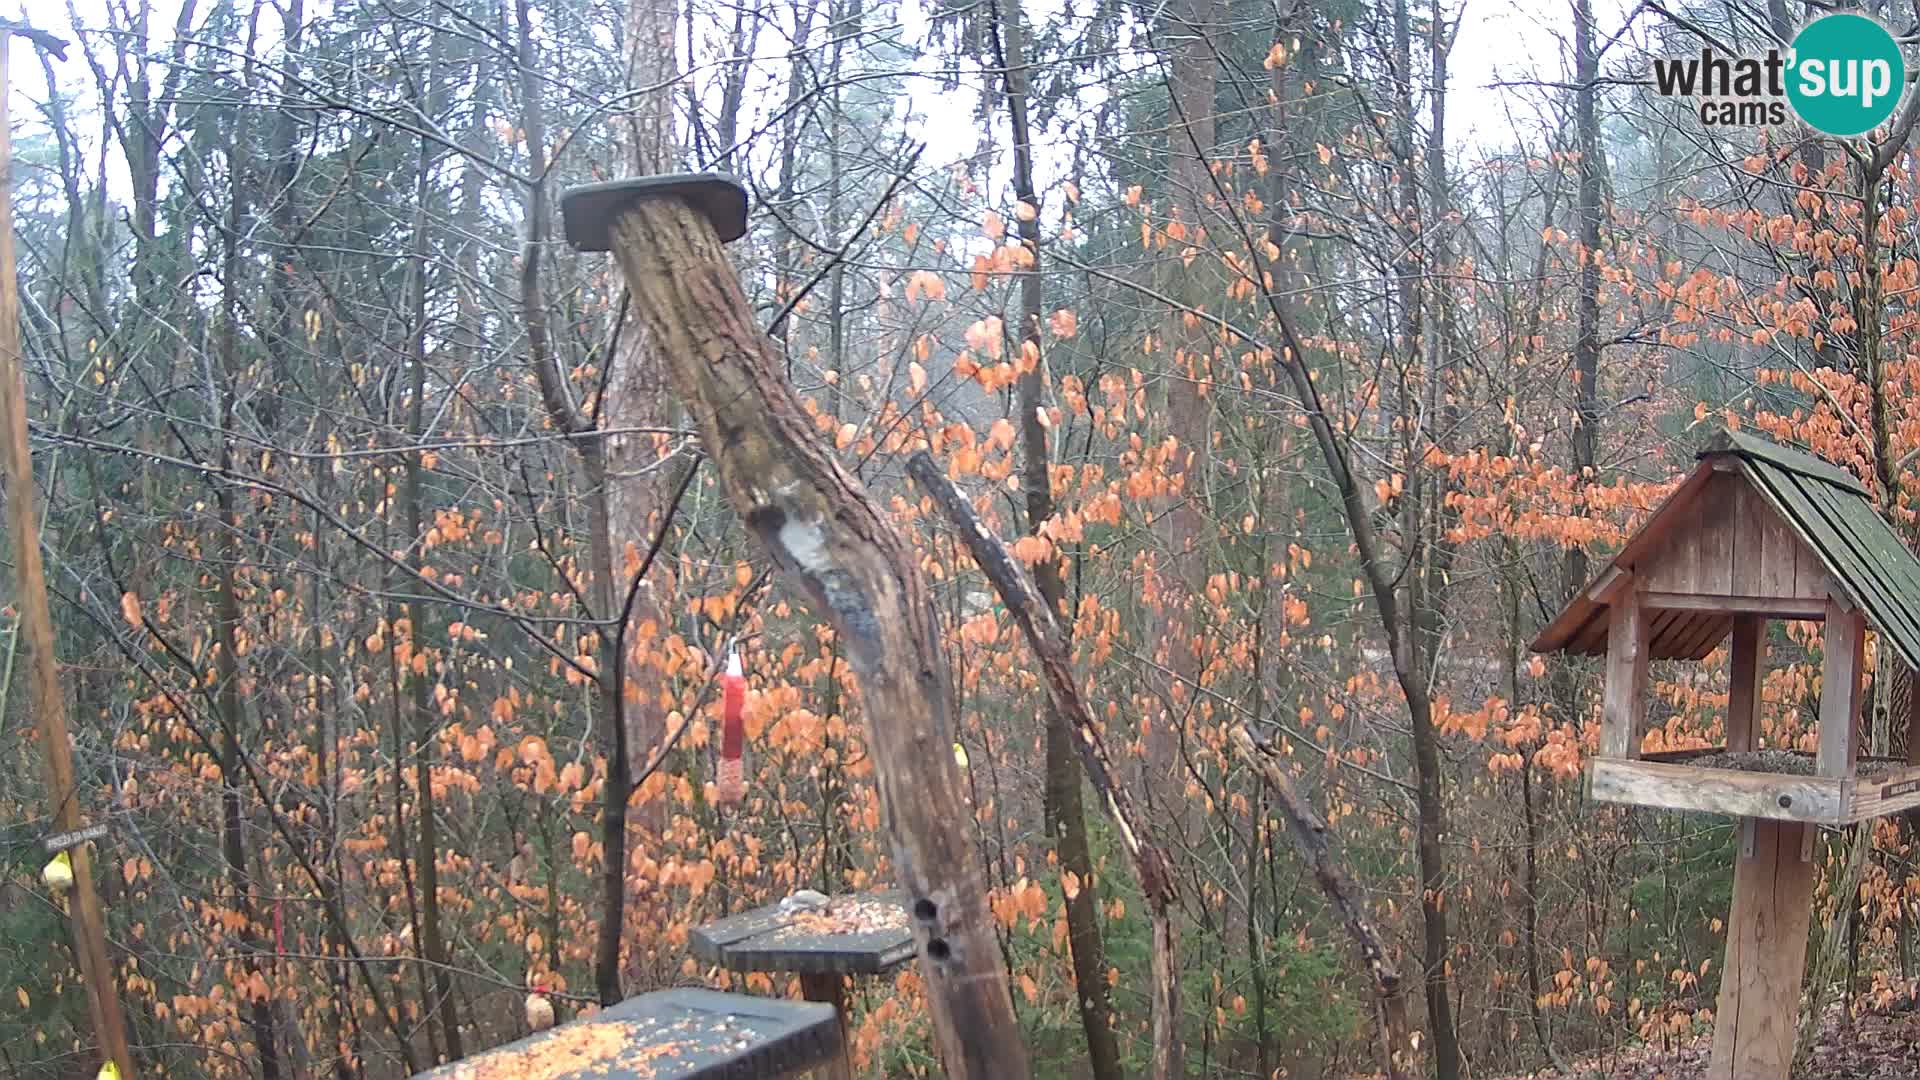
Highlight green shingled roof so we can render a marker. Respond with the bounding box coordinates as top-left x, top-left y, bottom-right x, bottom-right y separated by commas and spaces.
1702, 429, 1920, 672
